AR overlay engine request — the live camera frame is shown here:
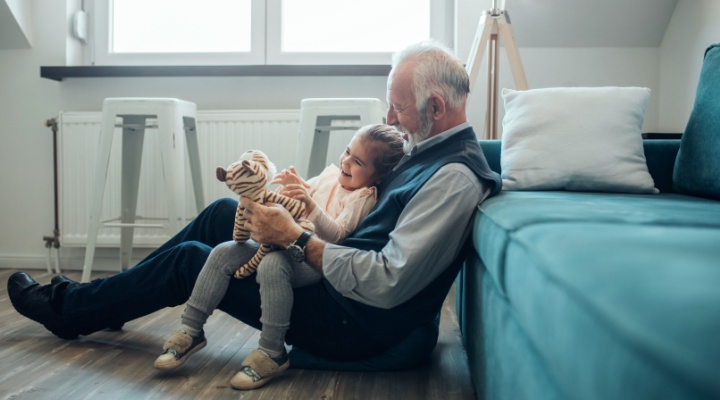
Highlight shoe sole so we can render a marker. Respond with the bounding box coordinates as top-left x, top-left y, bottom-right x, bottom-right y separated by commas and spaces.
154, 340, 207, 370
230, 360, 290, 390
44, 322, 79, 340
